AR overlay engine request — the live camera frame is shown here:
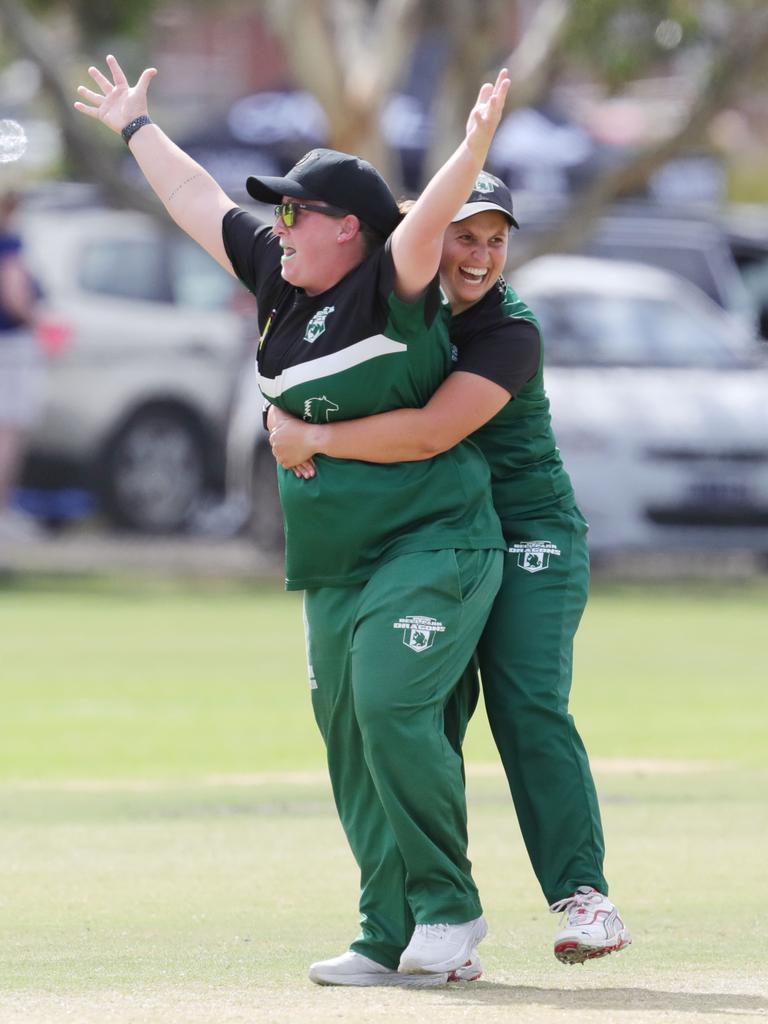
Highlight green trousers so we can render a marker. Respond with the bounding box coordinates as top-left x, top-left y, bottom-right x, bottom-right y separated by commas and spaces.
477, 505, 608, 905
304, 547, 501, 969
